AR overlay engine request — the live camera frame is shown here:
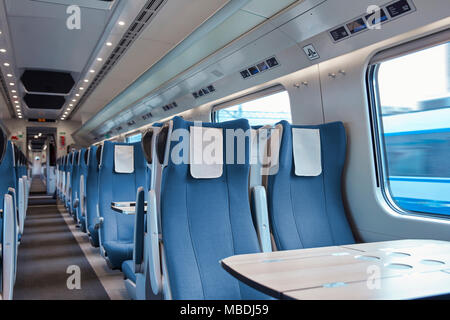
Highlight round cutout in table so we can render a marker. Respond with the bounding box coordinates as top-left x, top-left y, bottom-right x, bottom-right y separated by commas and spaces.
384, 263, 413, 270
386, 252, 411, 258
355, 255, 381, 261
420, 259, 445, 266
